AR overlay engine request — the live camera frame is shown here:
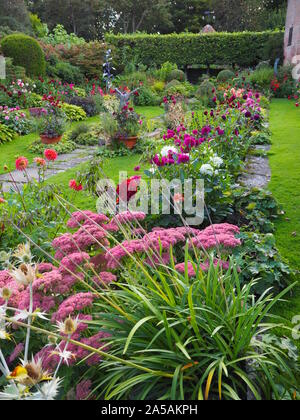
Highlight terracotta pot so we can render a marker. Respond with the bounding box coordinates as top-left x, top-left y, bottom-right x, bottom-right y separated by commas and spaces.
118, 136, 138, 150
40, 134, 62, 145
